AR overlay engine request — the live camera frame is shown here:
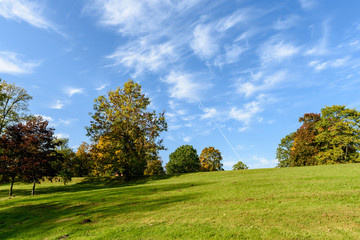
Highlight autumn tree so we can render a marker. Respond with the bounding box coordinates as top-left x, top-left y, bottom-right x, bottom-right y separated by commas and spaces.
86, 80, 167, 179
144, 157, 165, 175
1, 116, 63, 195
0, 79, 32, 134
73, 142, 93, 177
199, 147, 223, 171
166, 145, 200, 174
54, 138, 76, 185
233, 161, 248, 170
